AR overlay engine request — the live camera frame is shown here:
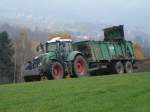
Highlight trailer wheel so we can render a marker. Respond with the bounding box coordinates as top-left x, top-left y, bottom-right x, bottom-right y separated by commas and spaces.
113, 61, 124, 74
124, 61, 133, 73
48, 61, 64, 80
73, 55, 88, 77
